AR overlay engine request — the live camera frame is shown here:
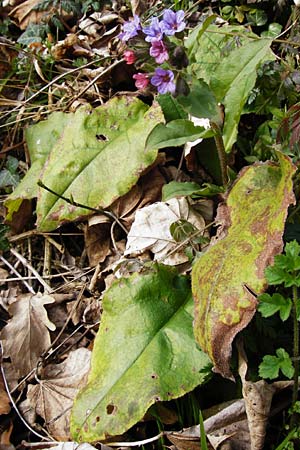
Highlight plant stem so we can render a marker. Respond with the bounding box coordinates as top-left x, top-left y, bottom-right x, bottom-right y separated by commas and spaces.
292, 284, 299, 407
210, 122, 228, 186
